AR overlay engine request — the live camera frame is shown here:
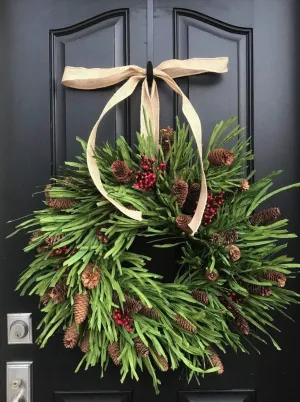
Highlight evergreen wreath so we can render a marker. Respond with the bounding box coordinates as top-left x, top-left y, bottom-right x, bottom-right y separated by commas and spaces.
11, 117, 300, 393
